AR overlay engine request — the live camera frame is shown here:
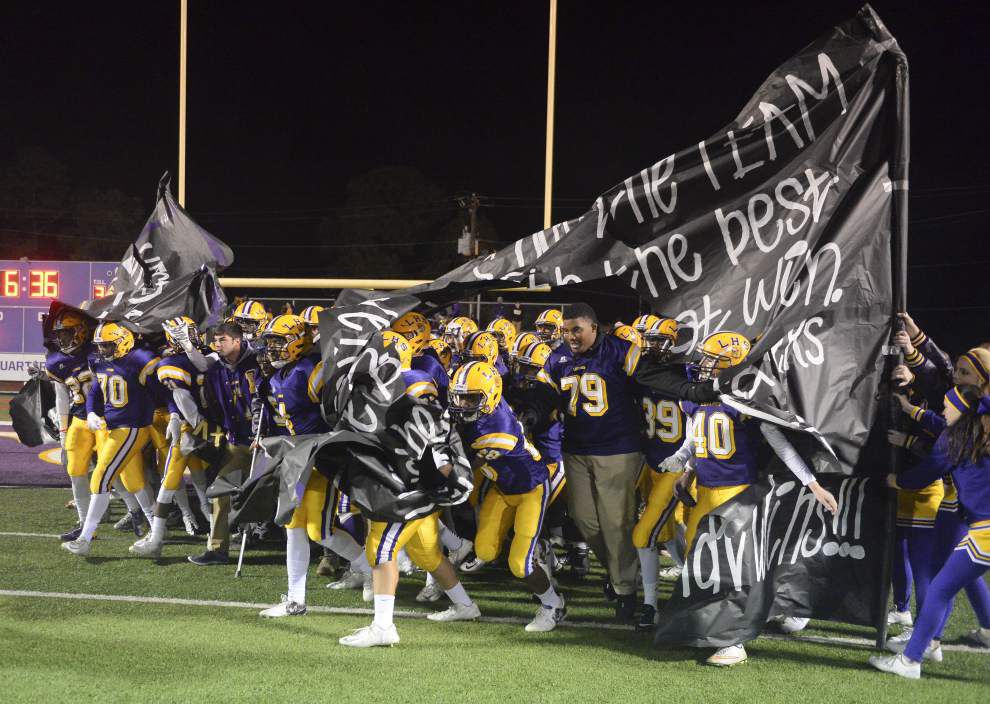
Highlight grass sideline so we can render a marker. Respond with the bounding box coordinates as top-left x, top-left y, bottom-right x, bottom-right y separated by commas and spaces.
1, 486, 988, 703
